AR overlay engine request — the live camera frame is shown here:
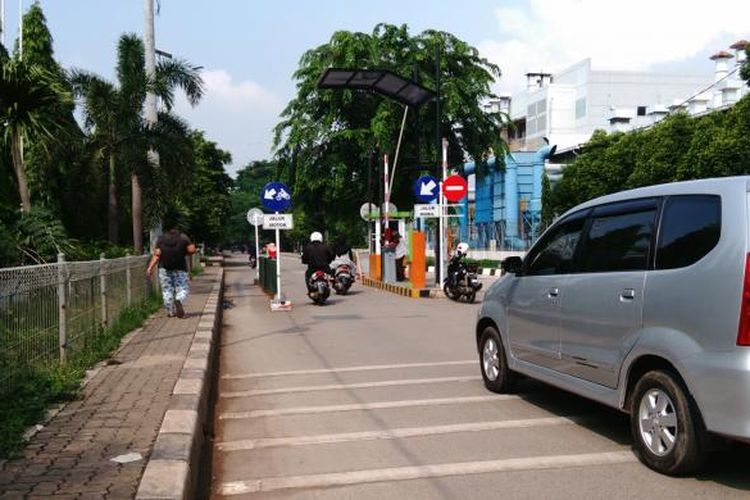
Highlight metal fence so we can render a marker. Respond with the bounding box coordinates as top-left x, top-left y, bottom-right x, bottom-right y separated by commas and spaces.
0, 254, 153, 391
